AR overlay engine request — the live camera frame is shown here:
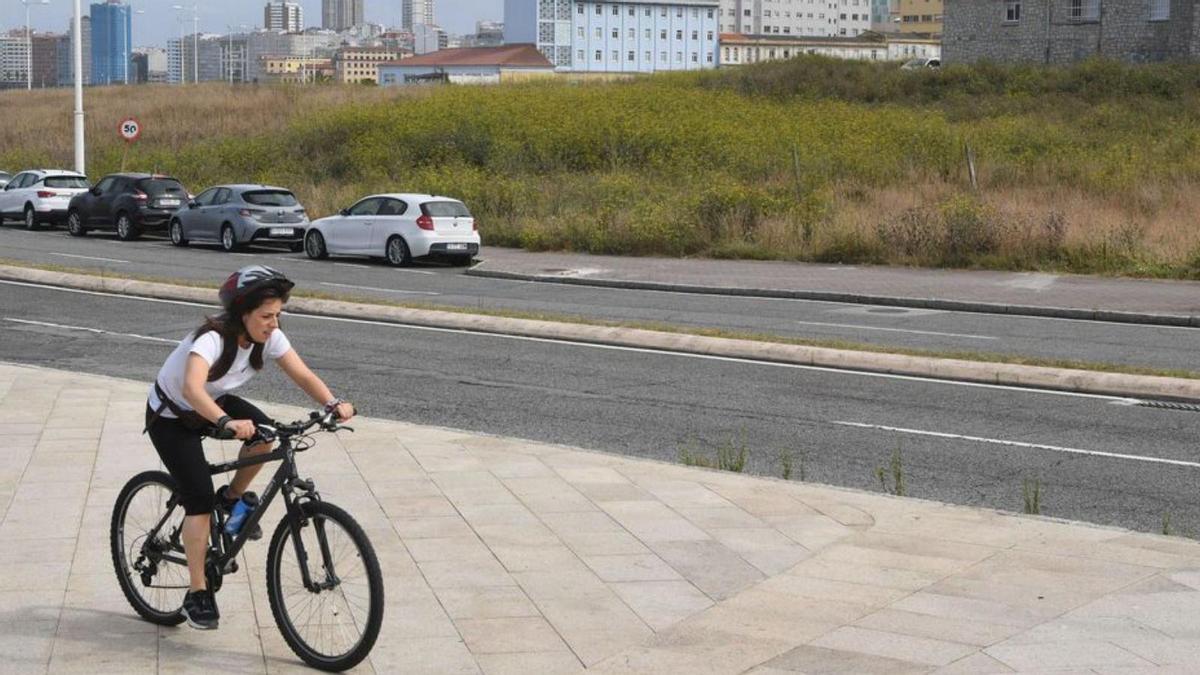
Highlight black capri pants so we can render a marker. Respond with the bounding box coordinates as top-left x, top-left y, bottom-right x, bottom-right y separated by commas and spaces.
145, 394, 272, 516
